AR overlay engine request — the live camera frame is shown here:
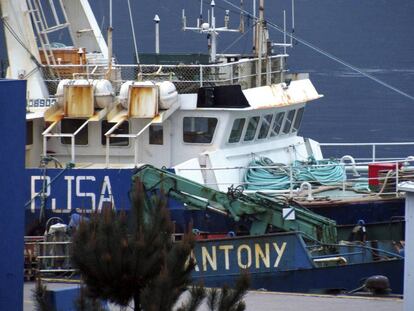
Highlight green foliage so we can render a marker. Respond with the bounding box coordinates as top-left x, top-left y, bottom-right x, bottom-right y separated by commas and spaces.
140, 232, 197, 311
176, 284, 206, 311
178, 272, 249, 311
32, 278, 52, 311
207, 272, 250, 311
71, 180, 195, 310
71, 178, 250, 311
74, 285, 107, 311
